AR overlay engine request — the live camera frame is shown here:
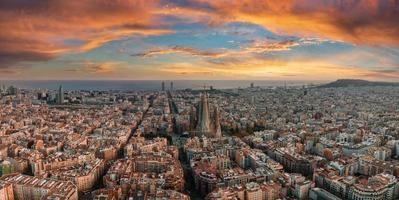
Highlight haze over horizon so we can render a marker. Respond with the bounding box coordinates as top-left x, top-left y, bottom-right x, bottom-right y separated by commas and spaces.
0, 0, 398, 81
